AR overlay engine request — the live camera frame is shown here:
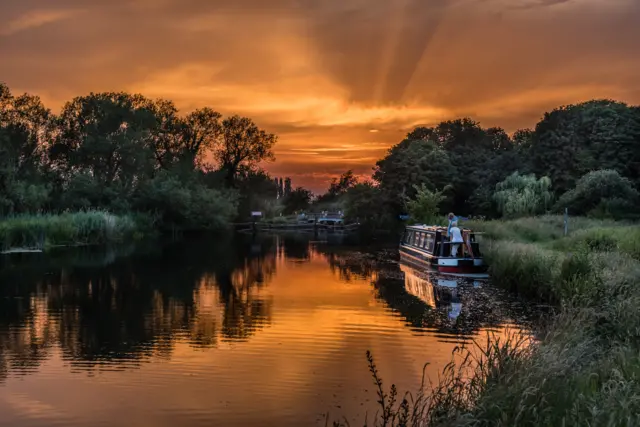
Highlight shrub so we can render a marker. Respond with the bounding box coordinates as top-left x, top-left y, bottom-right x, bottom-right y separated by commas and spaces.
555, 170, 640, 219
406, 184, 451, 225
